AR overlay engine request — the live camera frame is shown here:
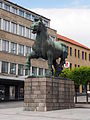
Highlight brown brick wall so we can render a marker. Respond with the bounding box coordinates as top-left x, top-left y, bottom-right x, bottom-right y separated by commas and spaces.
24, 77, 75, 111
